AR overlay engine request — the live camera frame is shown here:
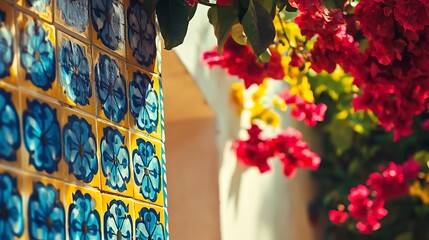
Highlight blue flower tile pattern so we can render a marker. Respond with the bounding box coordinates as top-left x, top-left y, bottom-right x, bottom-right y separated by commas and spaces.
23, 99, 61, 173
135, 208, 164, 240
56, 0, 89, 33
0, 89, 21, 161
130, 71, 158, 134
104, 199, 132, 240
26, 0, 51, 13
0, 2, 168, 239
164, 207, 169, 240
95, 53, 127, 123
133, 138, 161, 202
68, 190, 101, 240
127, 1, 156, 67
20, 20, 56, 90
101, 126, 130, 192
0, 9, 14, 79
59, 38, 92, 106
63, 115, 98, 183
91, 0, 125, 51
28, 182, 65, 240
0, 173, 24, 239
